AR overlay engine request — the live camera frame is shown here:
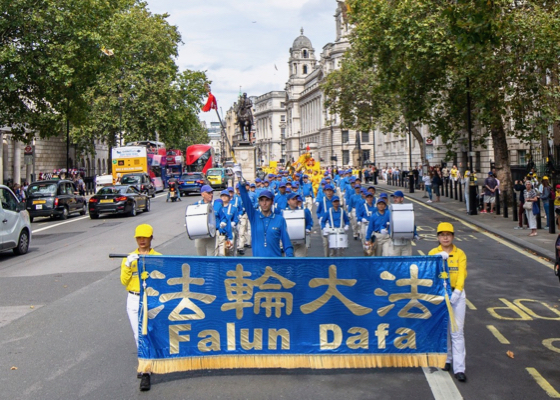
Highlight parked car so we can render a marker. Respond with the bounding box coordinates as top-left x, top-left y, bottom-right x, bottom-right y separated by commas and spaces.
121, 173, 156, 197
26, 180, 86, 222
0, 185, 31, 255
88, 185, 150, 219
206, 168, 234, 189
177, 172, 210, 196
